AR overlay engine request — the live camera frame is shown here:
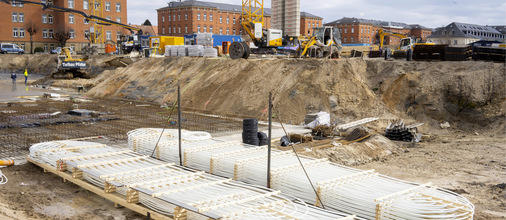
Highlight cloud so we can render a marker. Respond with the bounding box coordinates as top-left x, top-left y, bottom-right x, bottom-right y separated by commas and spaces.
127, 0, 506, 28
